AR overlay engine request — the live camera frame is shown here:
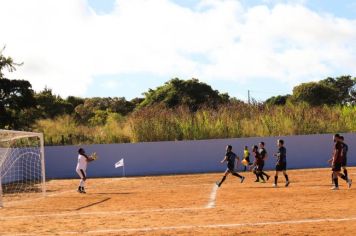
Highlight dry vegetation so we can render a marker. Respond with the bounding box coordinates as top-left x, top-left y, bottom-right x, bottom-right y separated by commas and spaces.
35, 103, 356, 145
